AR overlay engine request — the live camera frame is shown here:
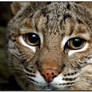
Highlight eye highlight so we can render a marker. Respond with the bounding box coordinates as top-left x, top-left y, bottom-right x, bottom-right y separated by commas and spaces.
24, 33, 40, 46
66, 37, 86, 50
